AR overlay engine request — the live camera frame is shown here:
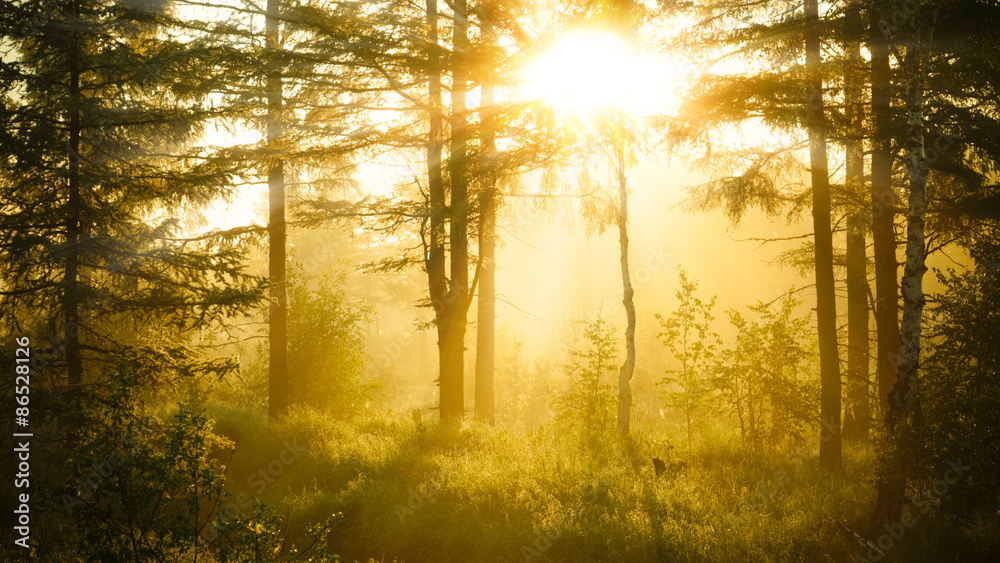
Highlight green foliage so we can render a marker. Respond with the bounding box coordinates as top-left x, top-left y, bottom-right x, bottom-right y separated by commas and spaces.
0, 0, 266, 385
236, 265, 372, 416
915, 245, 1000, 517
47, 364, 341, 562
497, 333, 553, 427
57, 366, 228, 561
191, 406, 1000, 563
212, 500, 340, 563
713, 292, 817, 448
286, 266, 373, 417
655, 269, 720, 441
552, 318, 618, 455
